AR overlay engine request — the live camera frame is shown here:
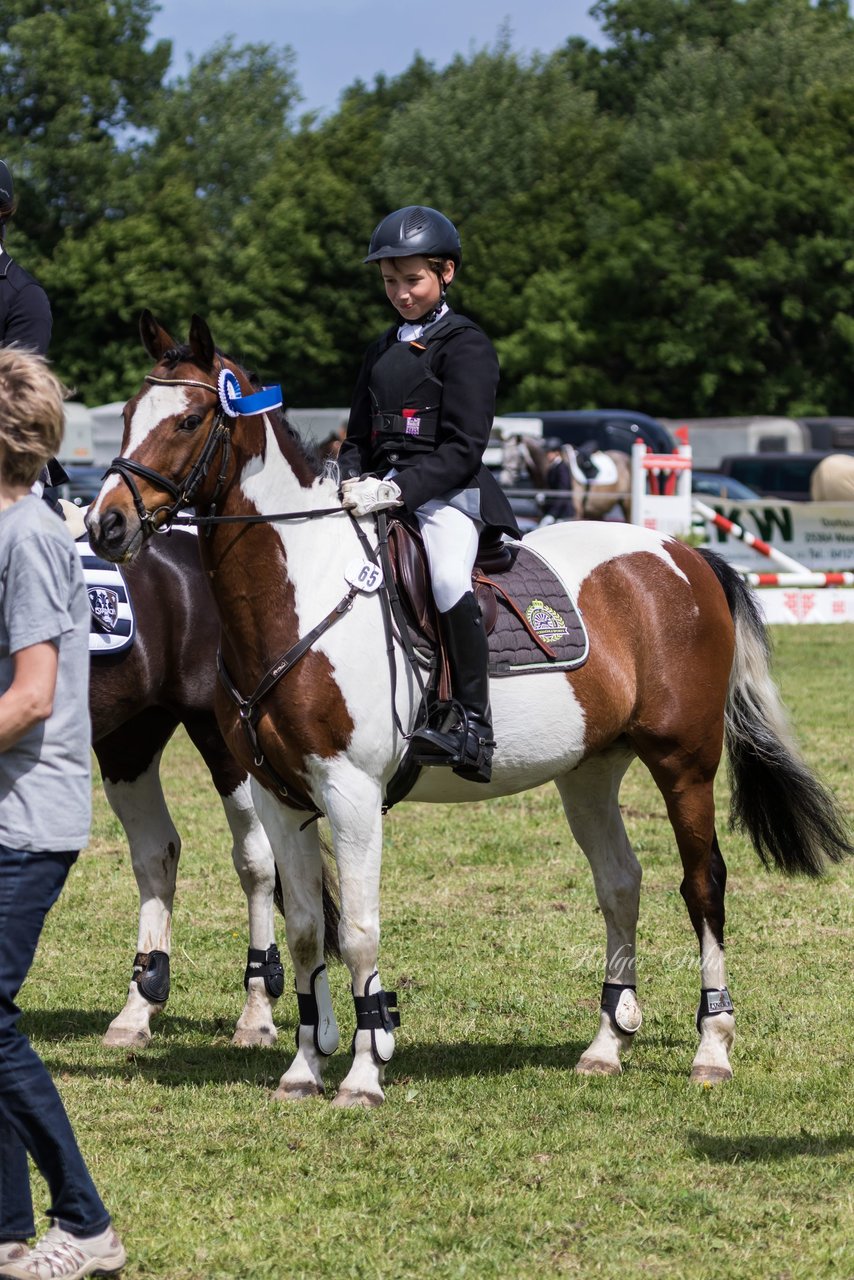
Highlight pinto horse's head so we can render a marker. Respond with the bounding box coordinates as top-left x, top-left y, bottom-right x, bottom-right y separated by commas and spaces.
86, 312, 246, 562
